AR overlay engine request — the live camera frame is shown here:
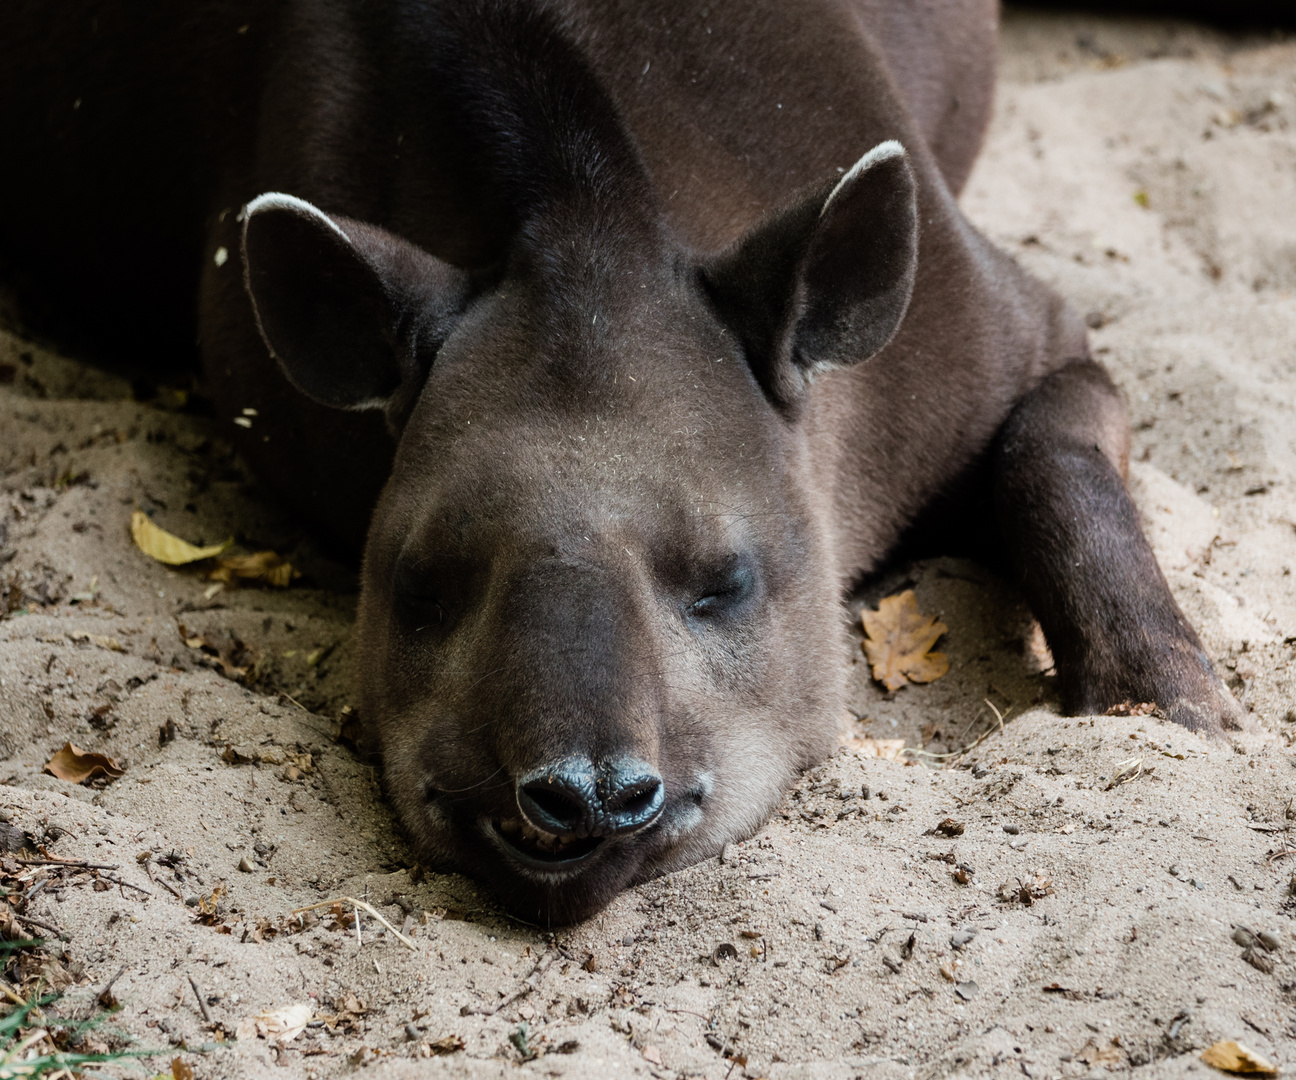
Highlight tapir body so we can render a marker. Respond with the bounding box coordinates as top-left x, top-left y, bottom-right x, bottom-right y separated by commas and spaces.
0, 0, 1240, 922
